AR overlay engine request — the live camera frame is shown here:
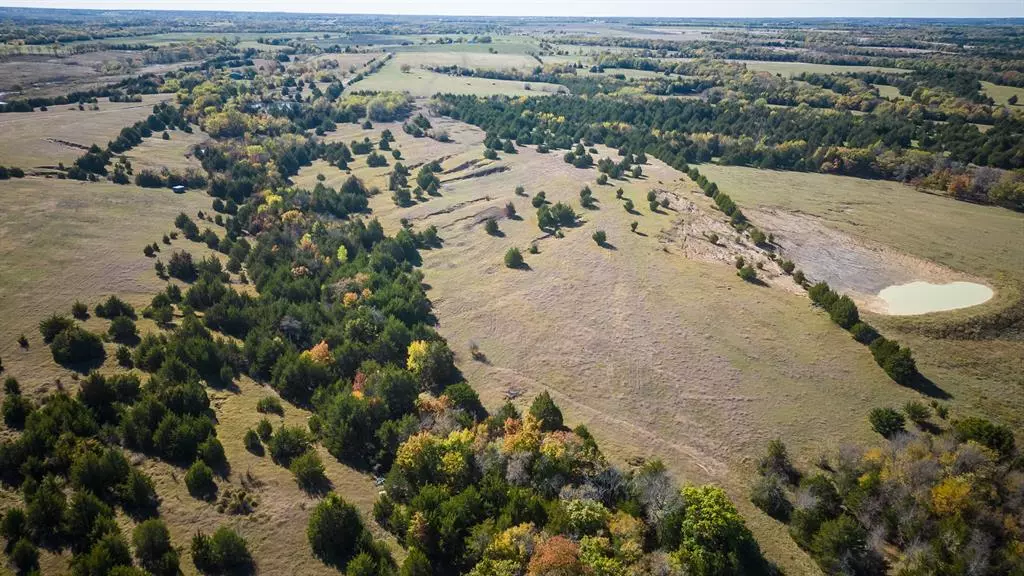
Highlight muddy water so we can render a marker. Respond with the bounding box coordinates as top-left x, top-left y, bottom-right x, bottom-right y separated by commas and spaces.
878, 281, 993, 315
